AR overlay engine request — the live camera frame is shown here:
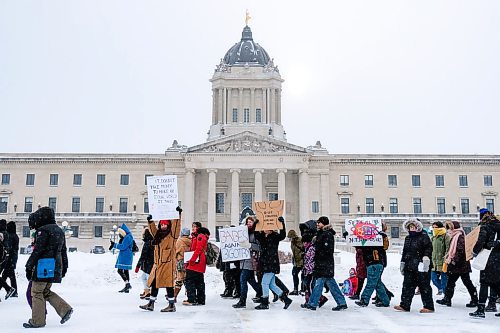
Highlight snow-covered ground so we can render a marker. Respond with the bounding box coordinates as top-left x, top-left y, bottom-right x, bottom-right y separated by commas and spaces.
2, 248, 499, 333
